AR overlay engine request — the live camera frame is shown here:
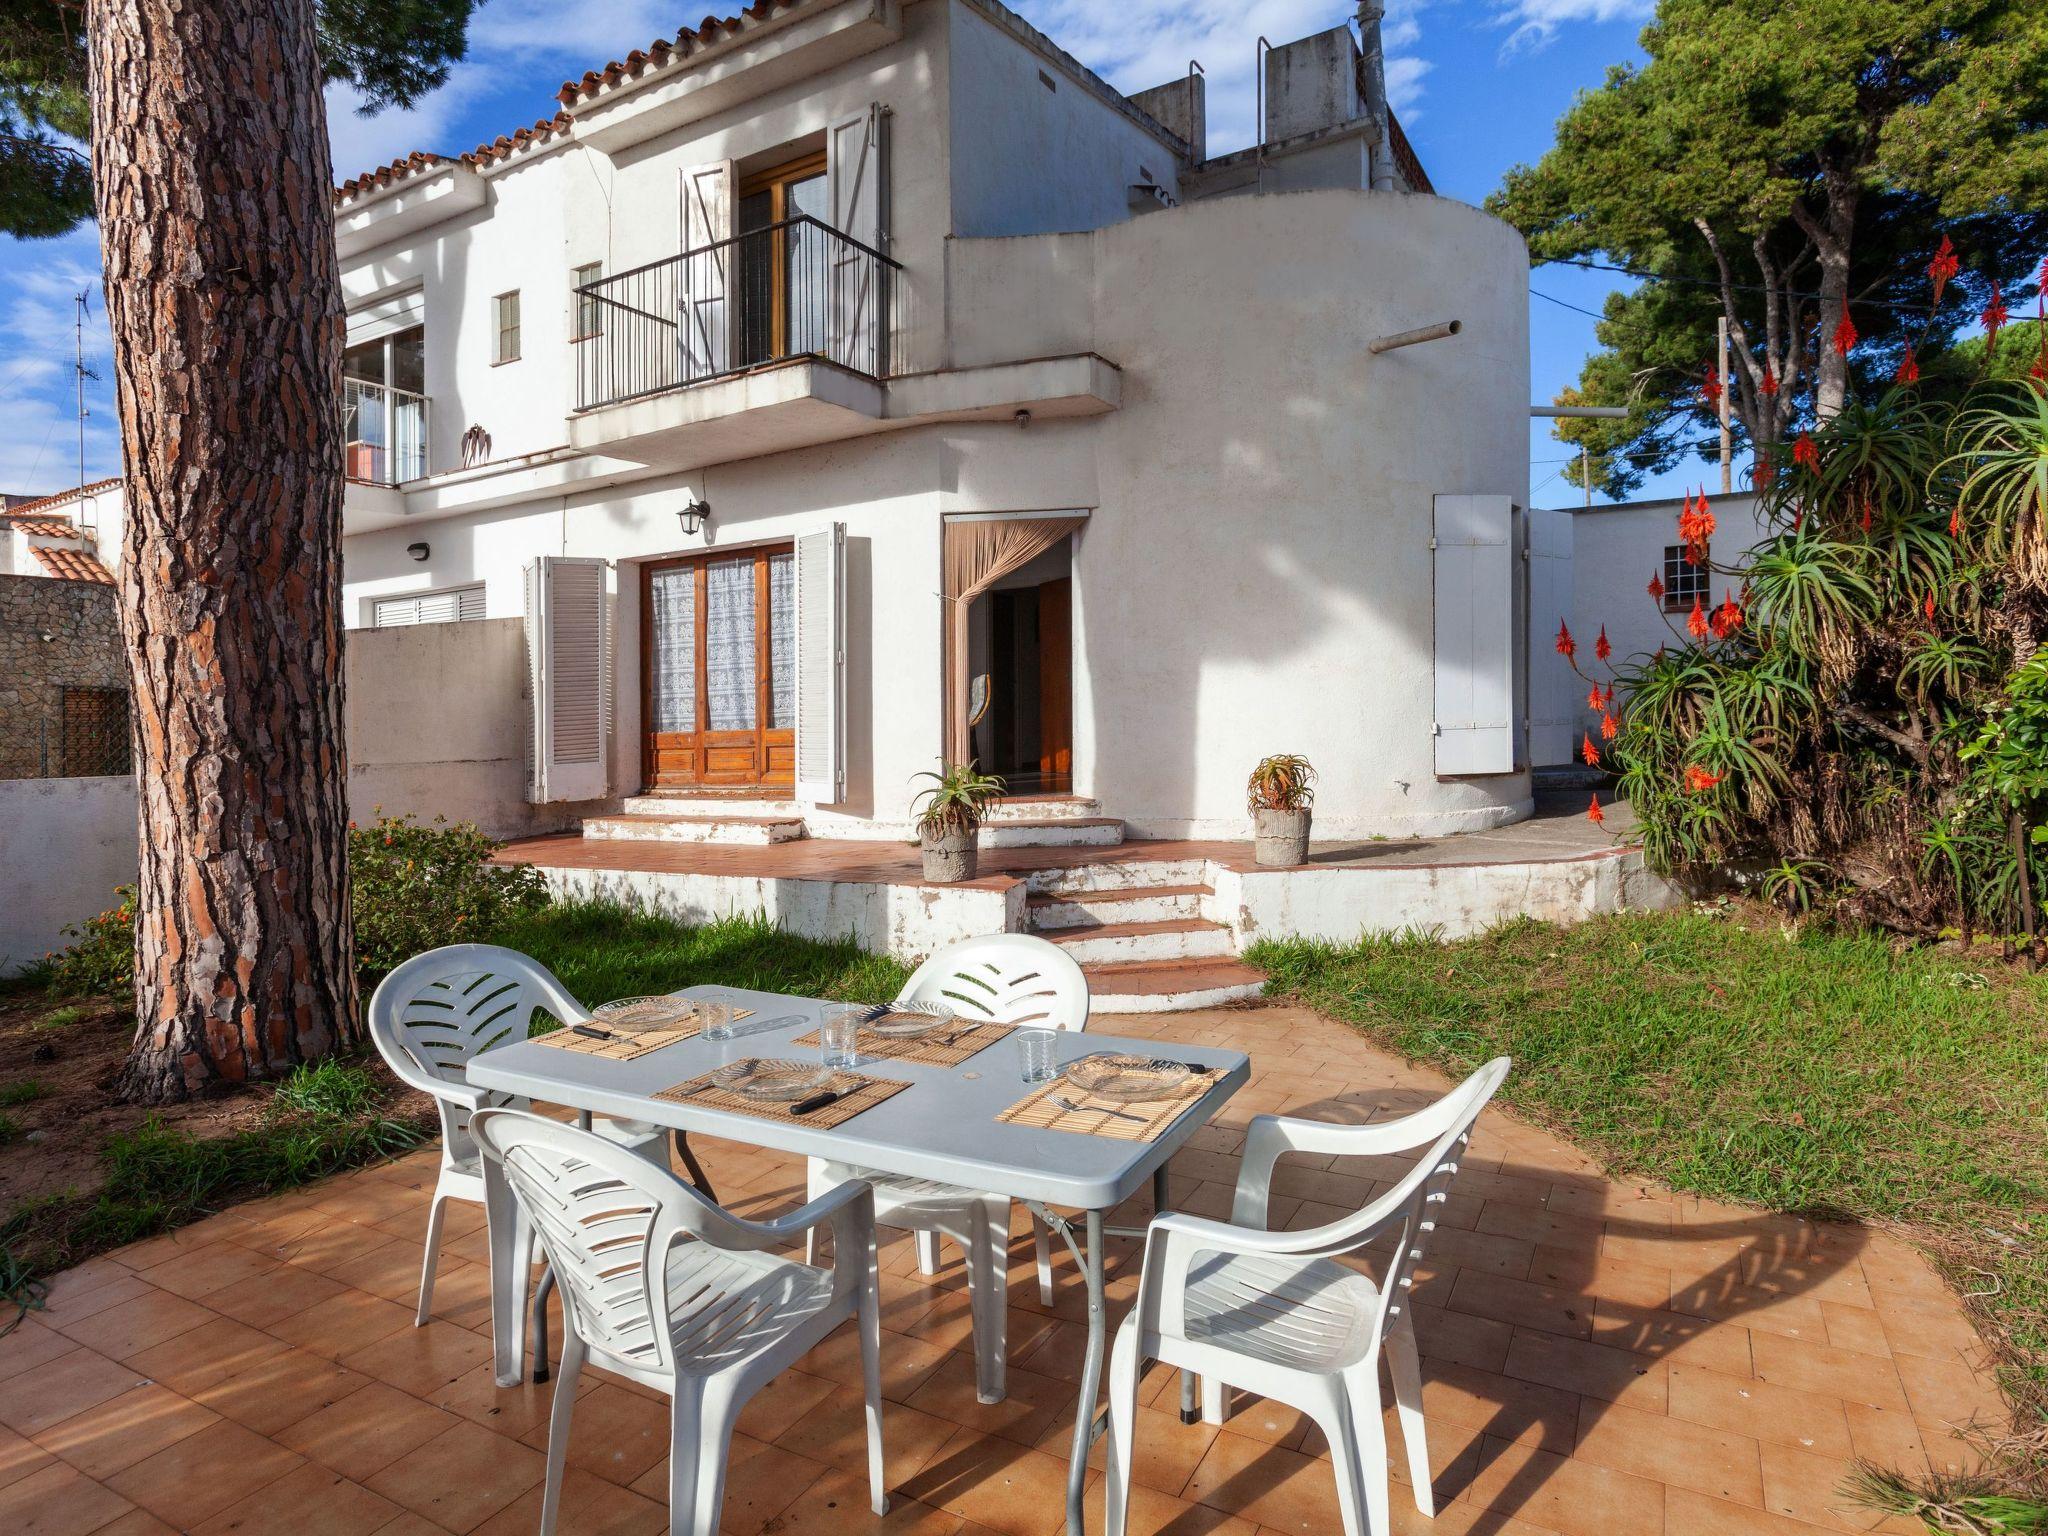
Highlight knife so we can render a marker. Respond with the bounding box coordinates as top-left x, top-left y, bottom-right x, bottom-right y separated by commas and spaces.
570, 1024, 617, 1041
1150, 1057, 1210, 1075
791, 1088, 848, 1116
